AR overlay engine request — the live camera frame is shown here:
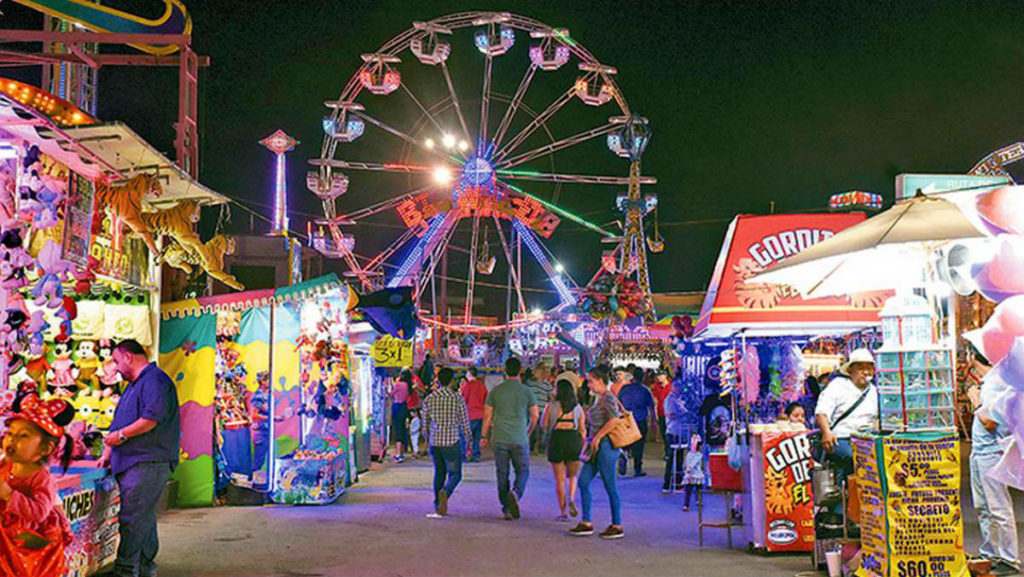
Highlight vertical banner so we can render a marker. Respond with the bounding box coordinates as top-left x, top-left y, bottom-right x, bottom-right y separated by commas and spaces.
855, 433, 967, 577
854, 435, 887, 577
760, 431, 814, 552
